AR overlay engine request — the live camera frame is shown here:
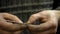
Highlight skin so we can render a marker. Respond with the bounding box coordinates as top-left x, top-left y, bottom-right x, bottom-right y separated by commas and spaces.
27, 10, 60, 34
0, 13, 26, 34
0, 10, 60, 34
